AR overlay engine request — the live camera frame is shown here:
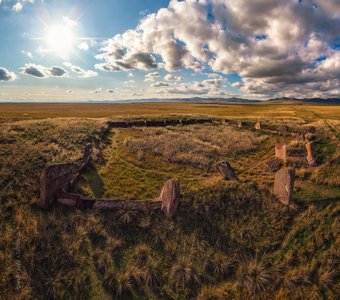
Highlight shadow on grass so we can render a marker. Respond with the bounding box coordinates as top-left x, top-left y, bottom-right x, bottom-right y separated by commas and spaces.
83, 162, 105, 198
